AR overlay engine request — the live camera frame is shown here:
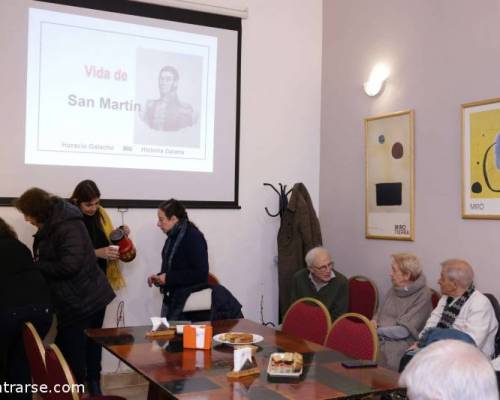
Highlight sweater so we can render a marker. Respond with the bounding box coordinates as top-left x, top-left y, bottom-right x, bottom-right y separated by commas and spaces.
290, 268, 348, 321
375, 274, 432, 370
